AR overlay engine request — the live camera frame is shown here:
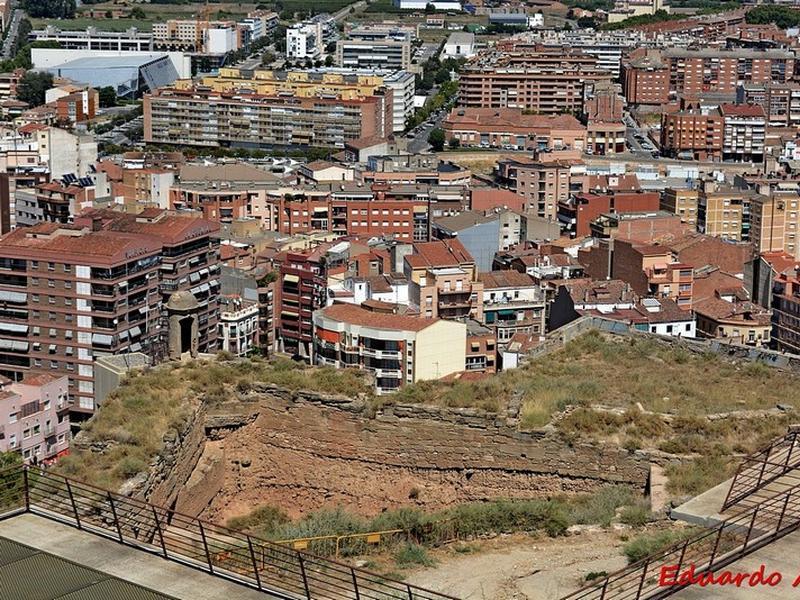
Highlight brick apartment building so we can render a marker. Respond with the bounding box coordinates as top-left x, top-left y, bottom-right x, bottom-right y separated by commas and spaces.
622, 48, 796, 105
610, 239, 694, 309
144, 86, 394, 149
661, 110, 724, 161
772, 269, 800, 353
585, 89, 626, 155
0, 209, 220, 417
458, 49, 611, 114
442, 108, 586, 151
738, 82, 800, 127
558, 190, 661, 238
496, 158, 583, 220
